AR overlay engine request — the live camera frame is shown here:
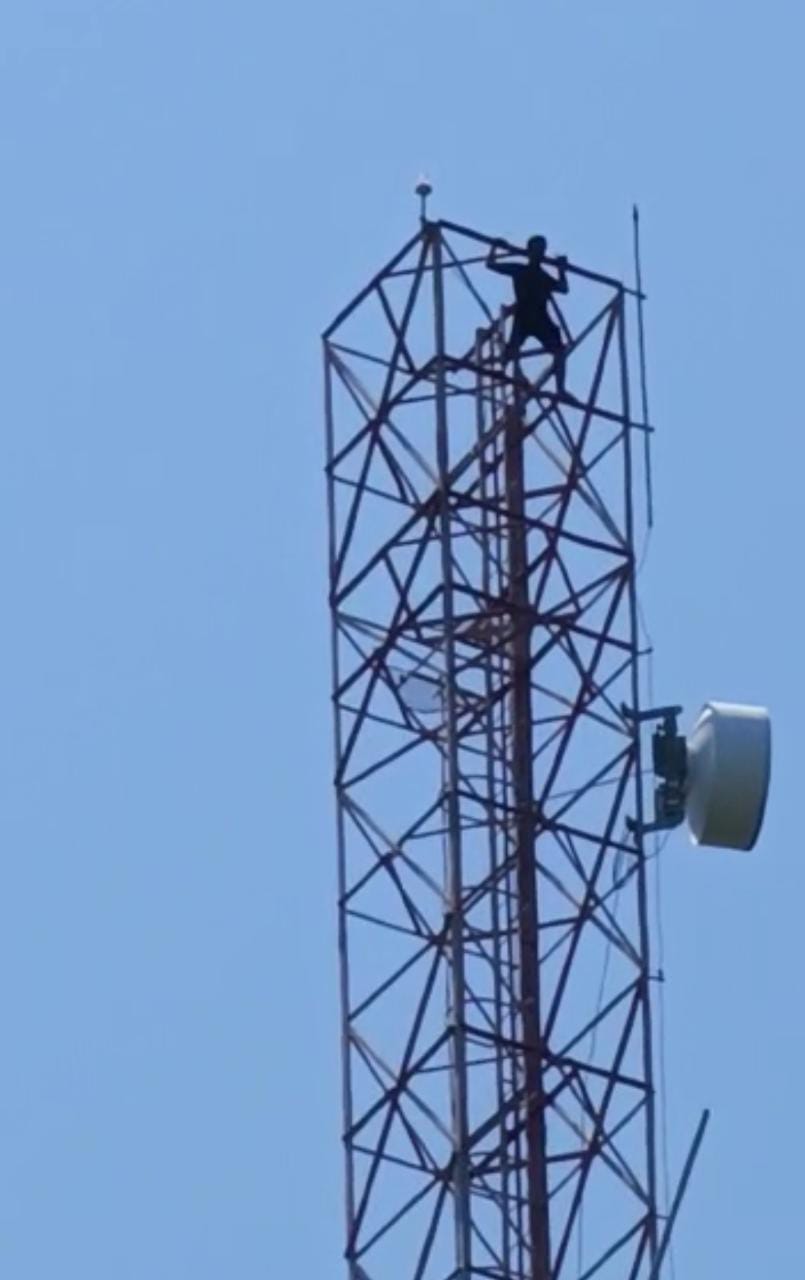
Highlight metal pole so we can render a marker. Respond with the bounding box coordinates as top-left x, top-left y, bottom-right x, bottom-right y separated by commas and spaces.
632, 206, 654, 529
618, 292, 660, 1265
324, 343, 359, 1280
431, 223, 473, 1280
646, 1110, 710, 1280
504, 387, 552, 1280
475, 328, 513, 1272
